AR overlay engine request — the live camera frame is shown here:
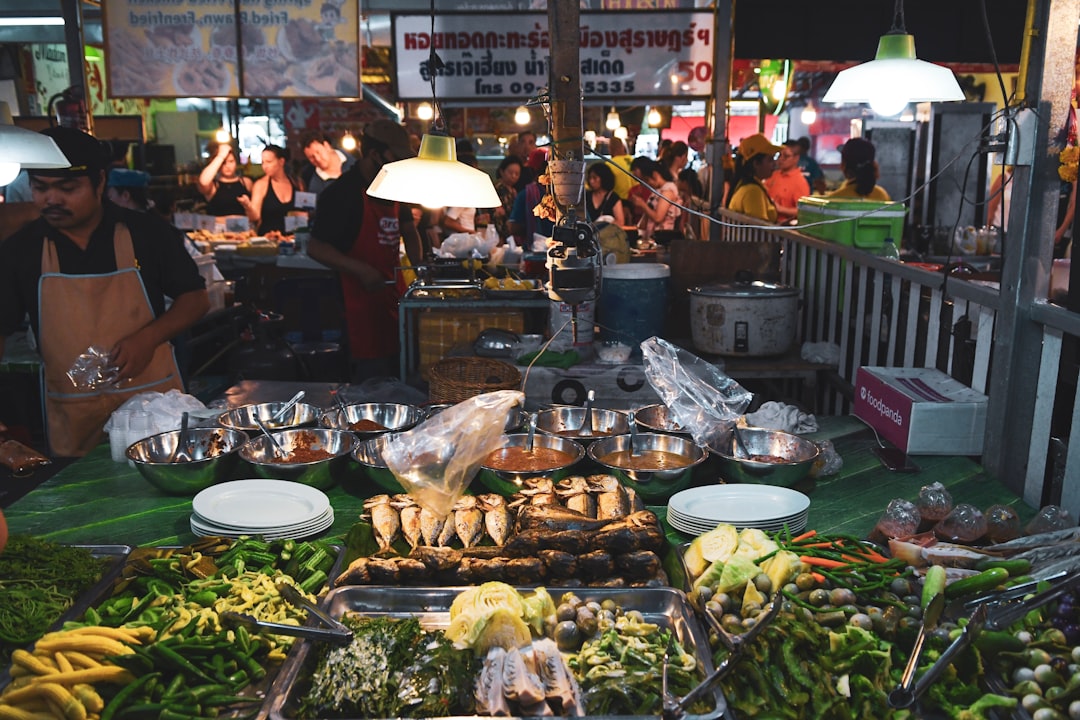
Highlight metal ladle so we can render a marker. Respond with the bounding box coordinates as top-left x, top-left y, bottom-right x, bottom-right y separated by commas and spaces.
578, 390, 596, 436
253, 416, 288, 458
271, 390, 305, 424
628, 409, 642, 457
525, 412, 538, 453
169, 411, 191, 463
